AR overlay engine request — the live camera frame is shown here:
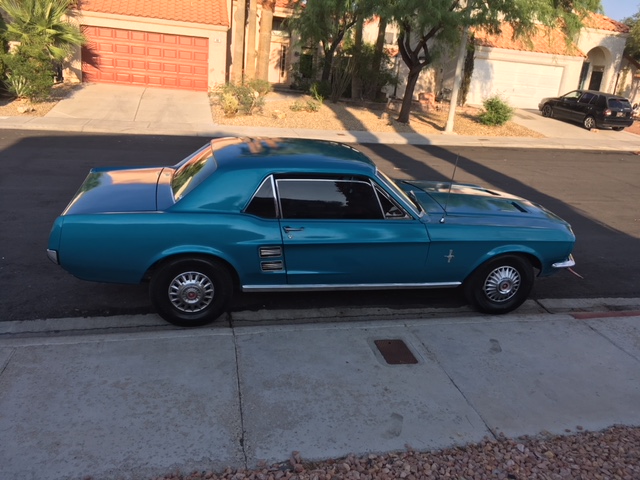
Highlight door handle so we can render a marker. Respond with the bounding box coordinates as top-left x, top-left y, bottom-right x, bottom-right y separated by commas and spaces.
283, 226, 304, 233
